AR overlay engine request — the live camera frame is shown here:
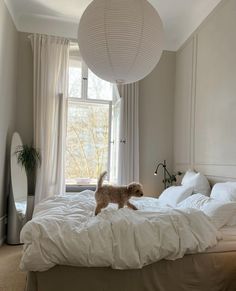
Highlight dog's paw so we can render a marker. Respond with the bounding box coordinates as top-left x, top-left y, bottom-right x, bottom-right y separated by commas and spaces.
127, 202, 138, 210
